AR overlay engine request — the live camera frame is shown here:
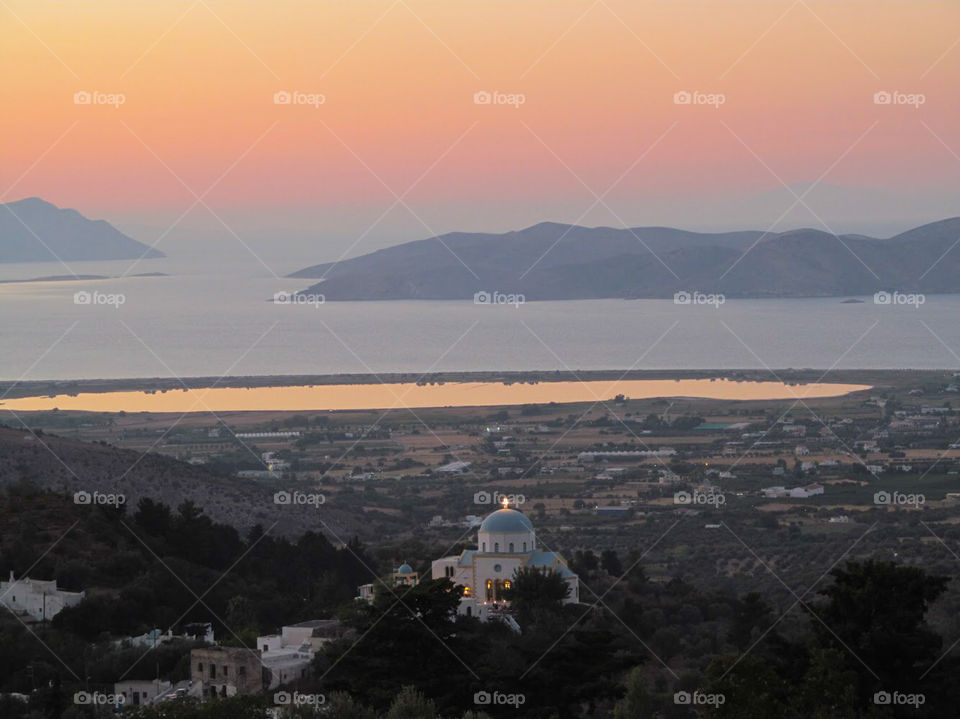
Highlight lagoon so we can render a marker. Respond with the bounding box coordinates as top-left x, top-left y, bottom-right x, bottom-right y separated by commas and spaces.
0, 379, 871, 413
